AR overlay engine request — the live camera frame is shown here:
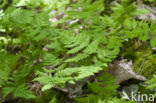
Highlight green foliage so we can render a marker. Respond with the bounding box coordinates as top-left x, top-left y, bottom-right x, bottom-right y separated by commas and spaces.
66, 0, 104, 22
76, 73, 119, 102
0, 0, 54, 100
34, 0, 123, 92
122, 38, 156, 78
106, 97, 134, 103
111, 0, 147, 23
3, 83, 36, 99
123, 42, 156, 78
34, 66, 103, 91
0, 0, 156, 102
146, 74, 156, 97
87, 73, 119, 98
150, 20, 156, 47
76, 73, 134, 103
34, 89, 67, 103
0, 53, 36, 99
